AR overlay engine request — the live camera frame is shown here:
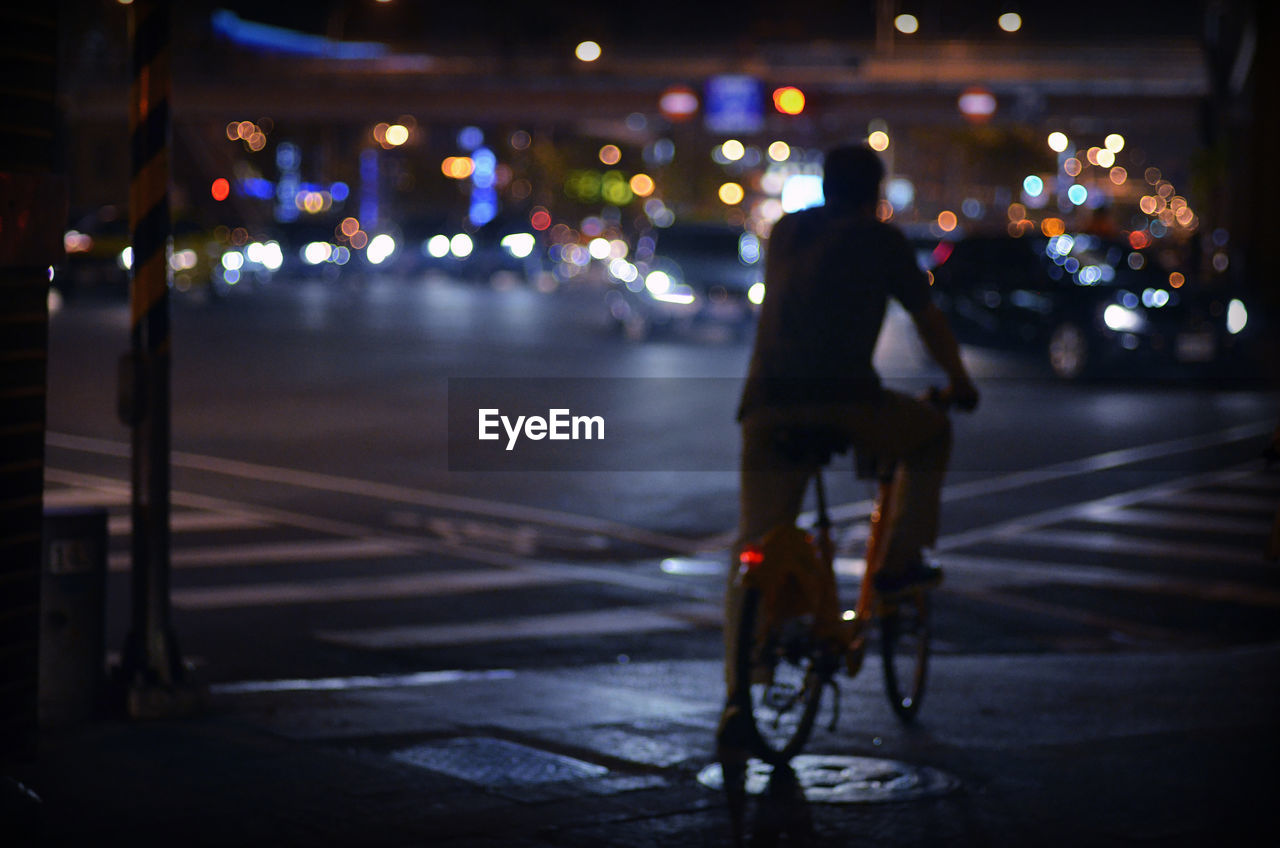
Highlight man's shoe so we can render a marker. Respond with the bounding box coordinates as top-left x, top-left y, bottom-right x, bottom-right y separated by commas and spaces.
873, 560, 942, 597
